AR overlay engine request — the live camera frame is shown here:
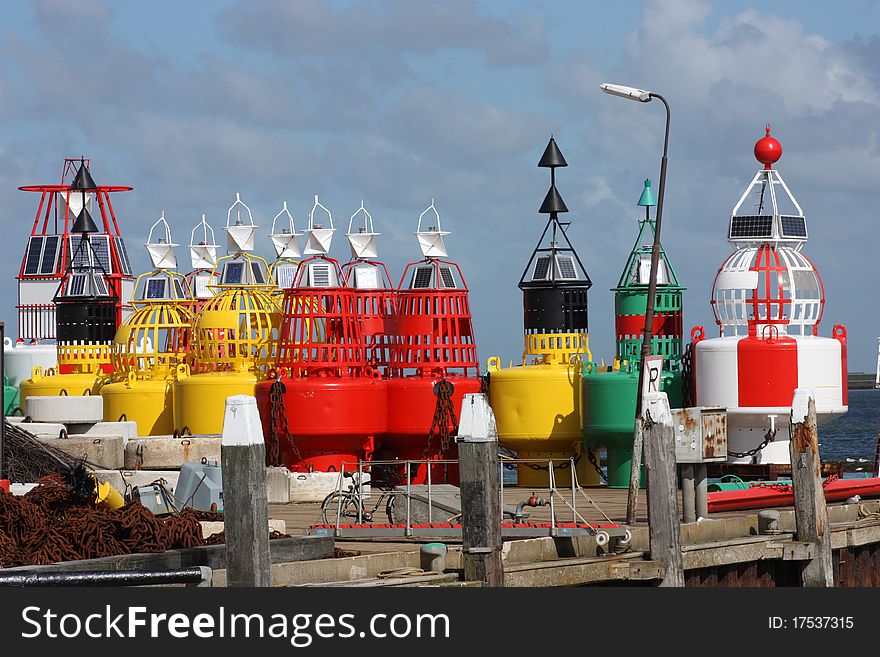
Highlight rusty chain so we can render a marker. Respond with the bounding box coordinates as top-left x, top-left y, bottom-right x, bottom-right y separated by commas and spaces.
267, 376, 303, 467
0, 481, 206, 568
423, 378, 457, 461
727, 428, 777, 459
680, 341, 695, 408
